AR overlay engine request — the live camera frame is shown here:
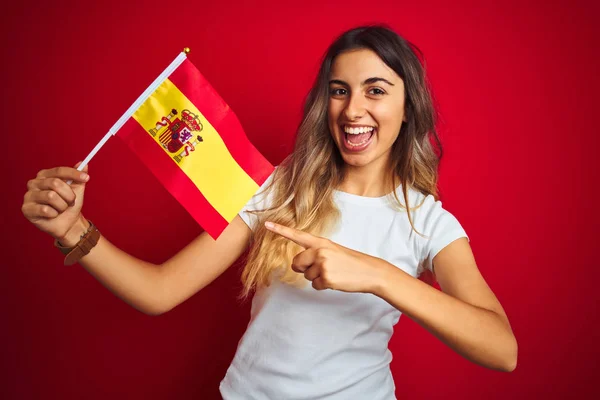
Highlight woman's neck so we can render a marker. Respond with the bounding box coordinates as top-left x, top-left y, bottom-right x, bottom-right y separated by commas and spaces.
338, 161, 394, 198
